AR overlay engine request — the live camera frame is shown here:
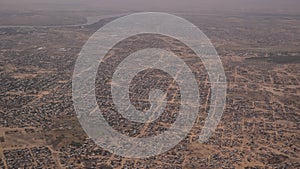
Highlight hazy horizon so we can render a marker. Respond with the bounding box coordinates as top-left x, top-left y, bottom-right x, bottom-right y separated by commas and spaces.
1, 0, 300, 14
